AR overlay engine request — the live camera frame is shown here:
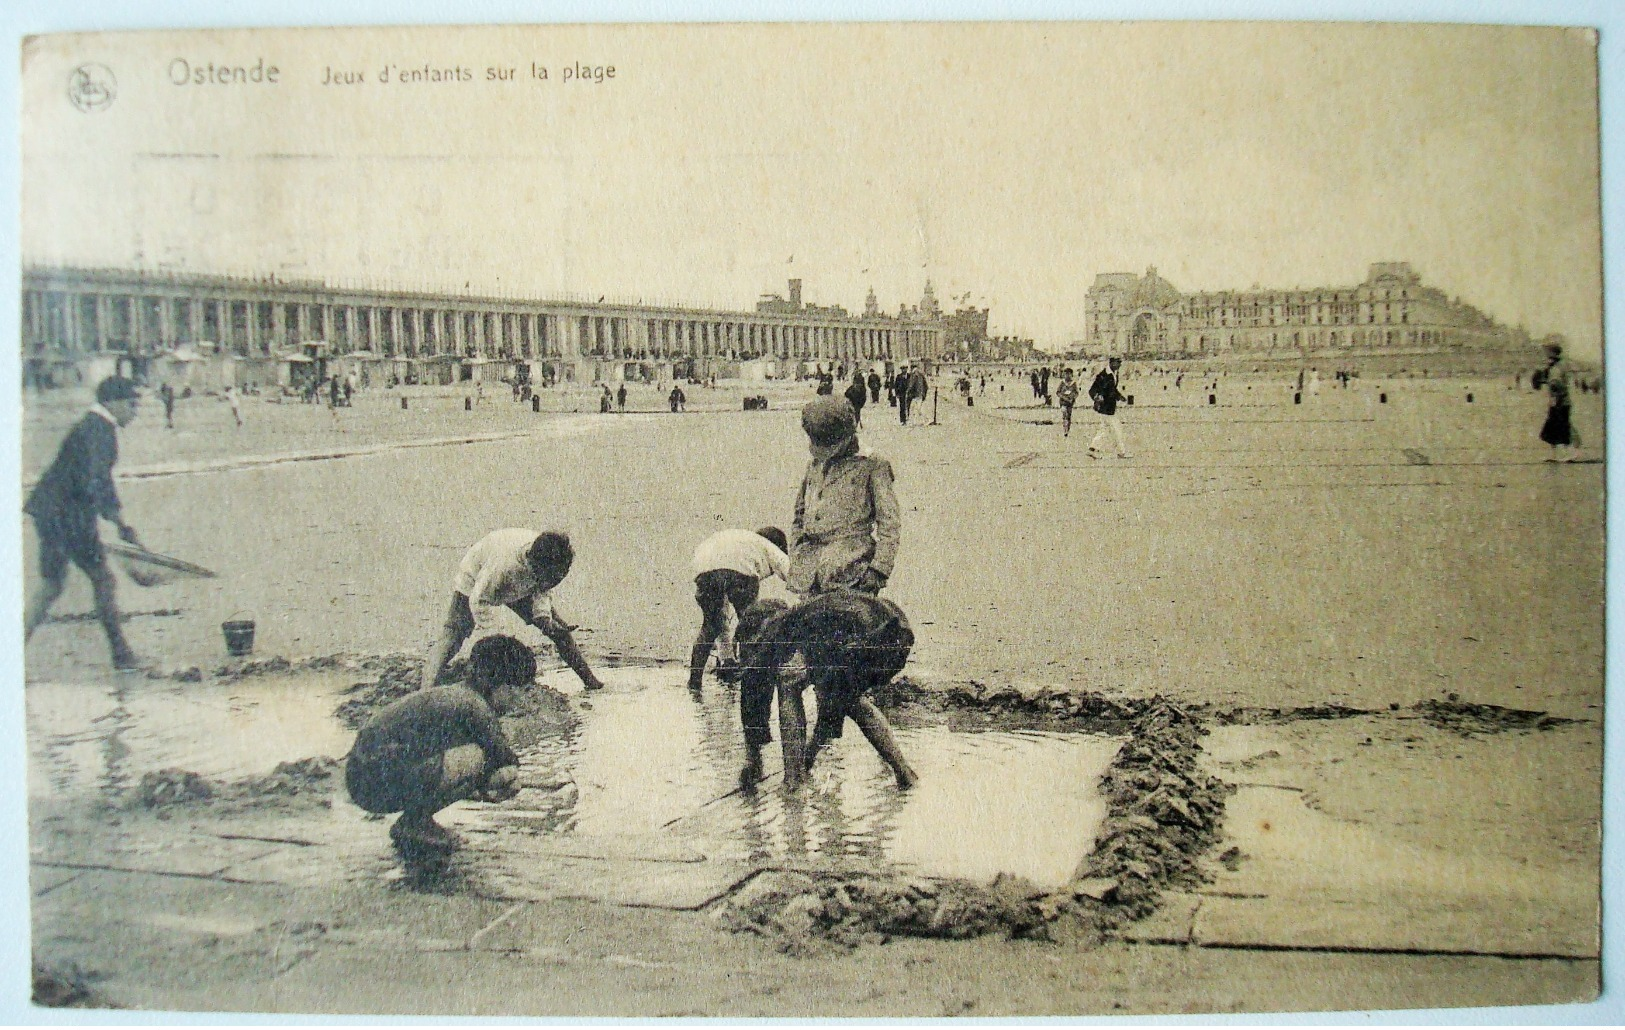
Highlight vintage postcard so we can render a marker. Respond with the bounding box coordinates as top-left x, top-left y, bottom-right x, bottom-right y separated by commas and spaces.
15, 18, 1606, 1018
